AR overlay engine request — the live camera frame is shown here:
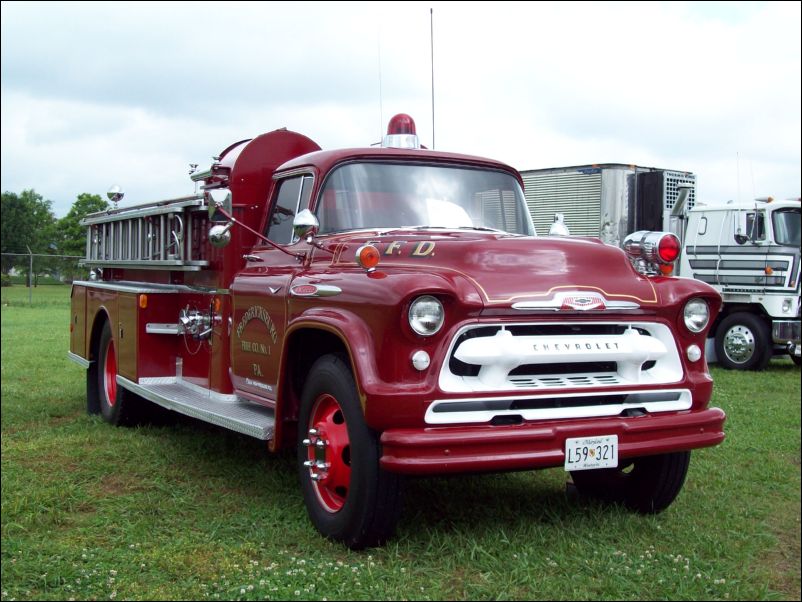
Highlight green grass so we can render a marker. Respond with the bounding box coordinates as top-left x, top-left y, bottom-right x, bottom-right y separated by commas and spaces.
2, 284, 800, 600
